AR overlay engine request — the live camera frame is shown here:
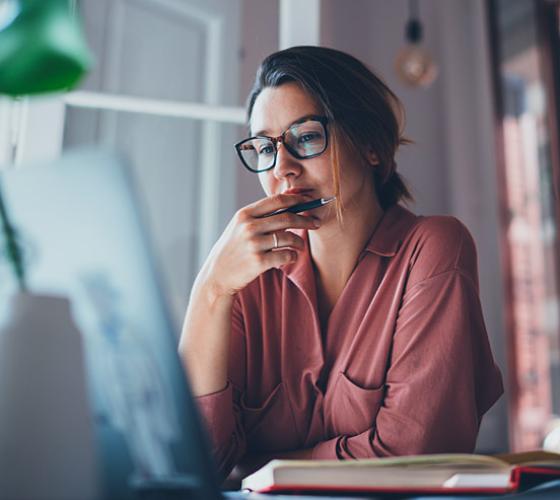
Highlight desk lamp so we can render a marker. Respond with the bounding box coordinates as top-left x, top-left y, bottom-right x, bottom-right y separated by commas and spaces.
0, 0, 92, 95
0, 2, 97, 499
0, 0, 92, 287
